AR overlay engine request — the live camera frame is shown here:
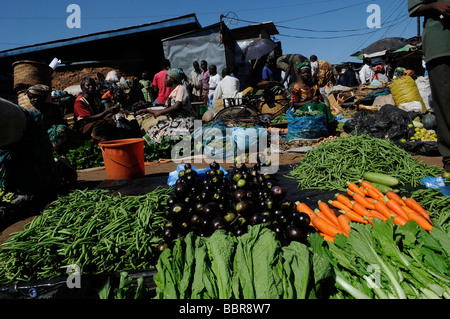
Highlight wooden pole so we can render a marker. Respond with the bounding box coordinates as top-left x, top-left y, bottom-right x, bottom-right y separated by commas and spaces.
417, 16, 421, 37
